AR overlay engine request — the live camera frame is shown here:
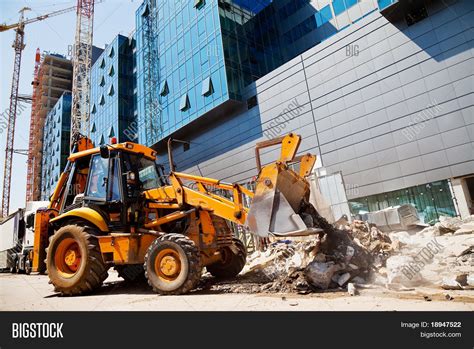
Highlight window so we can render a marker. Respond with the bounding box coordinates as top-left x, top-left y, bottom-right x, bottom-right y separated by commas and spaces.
108, 158, 121, 201
91, 104, 97, 114
85, 155, 108, 200
91, 122, 97, 133
108, 84, 115, 96
316, 5, 333, 26
99, 58, 105, 68
202, 77, 213, 96
108, 46, 114, 58
108, 65, 115, 77
108, 126, 115, 138
100, 76, 105, 86
140, 3, 149, 16
194, 0, 205, 9
247, 95, 258, 110
159, 80, 169, 96
332, 0, 358, 16
179, 94, 190, 111
99, 95, 105, 105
